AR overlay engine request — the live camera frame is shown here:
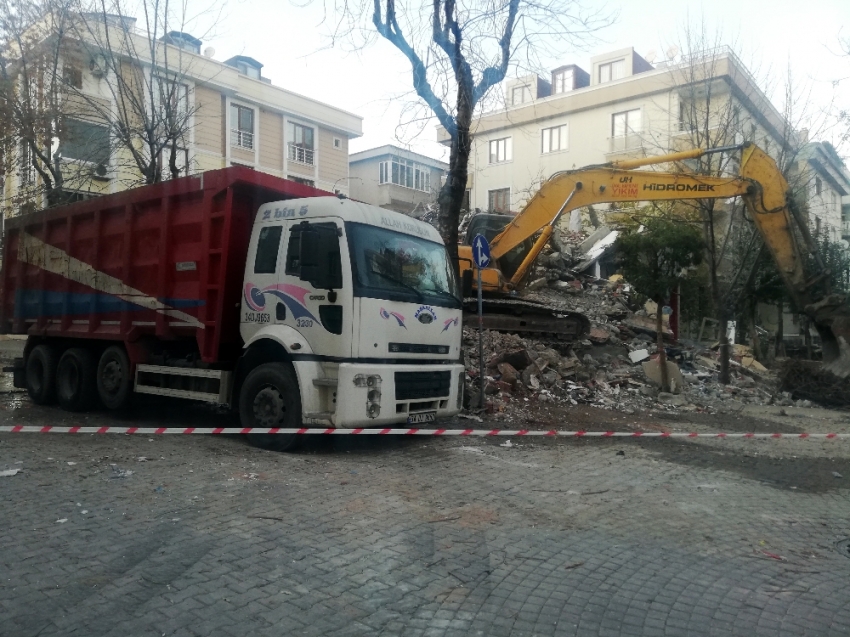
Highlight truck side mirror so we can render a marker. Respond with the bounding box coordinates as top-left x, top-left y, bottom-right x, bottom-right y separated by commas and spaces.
299, 226, 342, 291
